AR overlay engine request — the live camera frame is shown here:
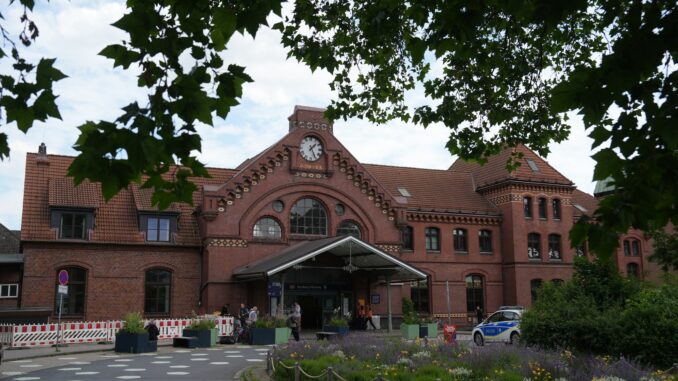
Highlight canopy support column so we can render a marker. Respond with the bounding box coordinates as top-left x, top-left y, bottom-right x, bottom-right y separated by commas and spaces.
386, 274, 392, 333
